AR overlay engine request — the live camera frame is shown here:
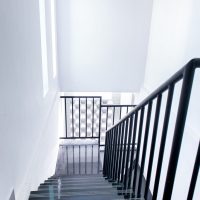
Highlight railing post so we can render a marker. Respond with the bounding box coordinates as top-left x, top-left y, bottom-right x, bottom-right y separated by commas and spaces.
152, 84, 174, 200
115, 123, 122, 181
187, 141, 200, 200
112, 125, 120, 180
162, 65, 195, 200
86, 98, 88, 138
127, 111, 138, 189
137, 101, 152, 197
124, 114, 134, 189
64, 98, 67, 138
132, 107, 144, 197
117, 121, 125, 182
108, 129, 115, 179
120, 118, 129, 183
144, 94, 162, 199
98, 97, 102, 146
71, 97, 74, 137
79, 98, 81, 138
103, 131, 108, 175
